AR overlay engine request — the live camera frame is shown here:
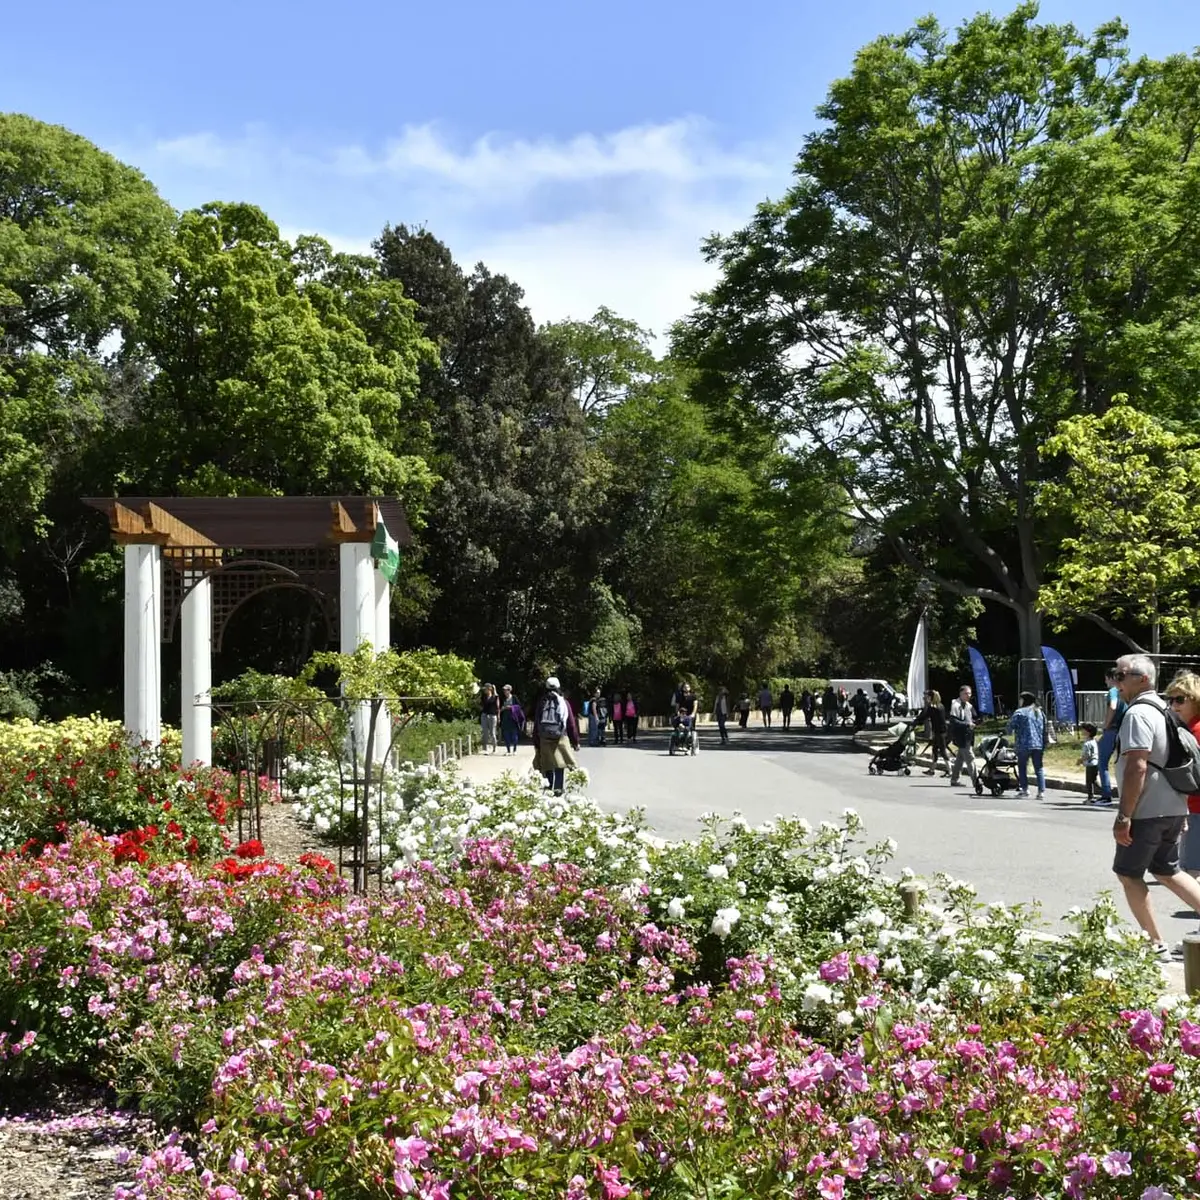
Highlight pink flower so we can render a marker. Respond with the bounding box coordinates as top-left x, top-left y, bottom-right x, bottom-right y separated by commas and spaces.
1102, 1151, 1132, 1177
1148, 1062, 1176, 1094
1124, 1009, 1164, 1052
817, 1174, 845, 1200
595, 1162, 631, 1199
819, 952, 851, 982
1180, 1019, 1200, 1057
